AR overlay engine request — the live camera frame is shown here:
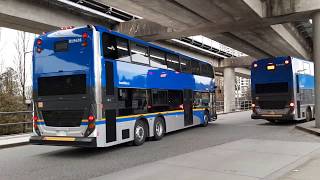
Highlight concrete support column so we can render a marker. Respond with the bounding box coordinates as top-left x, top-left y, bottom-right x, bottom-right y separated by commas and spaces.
224, 67, 236, 113
313, 12, 320, 128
